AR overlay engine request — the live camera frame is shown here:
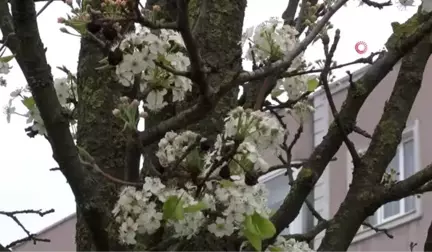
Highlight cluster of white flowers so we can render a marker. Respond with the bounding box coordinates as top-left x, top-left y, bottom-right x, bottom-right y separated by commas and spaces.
224, 107, 284, 149
113, 176, 275, 243
114, 27, 192, 111
211, 180, 271, 232
242, 17, 303, 68
273, 74, 311, 100
0, 63, 7, 75
267, 236, 314, 252
155, 131, 199, 167
113, 177, 209, 244
113, 174, 314, 251
197, 107, 284, 177
0, 61, 10, 75
4, 77, 77, 136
